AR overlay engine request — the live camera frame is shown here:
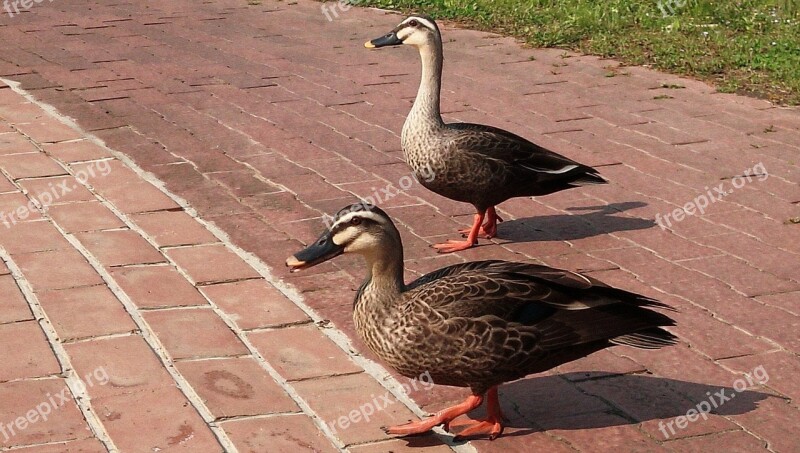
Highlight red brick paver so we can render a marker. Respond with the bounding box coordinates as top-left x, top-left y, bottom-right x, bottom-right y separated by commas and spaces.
0, 1, 798, 451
